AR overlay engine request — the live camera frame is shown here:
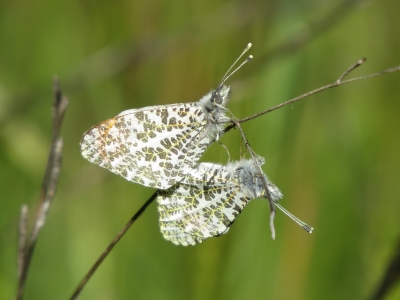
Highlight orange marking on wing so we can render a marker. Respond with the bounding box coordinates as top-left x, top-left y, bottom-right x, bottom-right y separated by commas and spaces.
102, 118, 117, 135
